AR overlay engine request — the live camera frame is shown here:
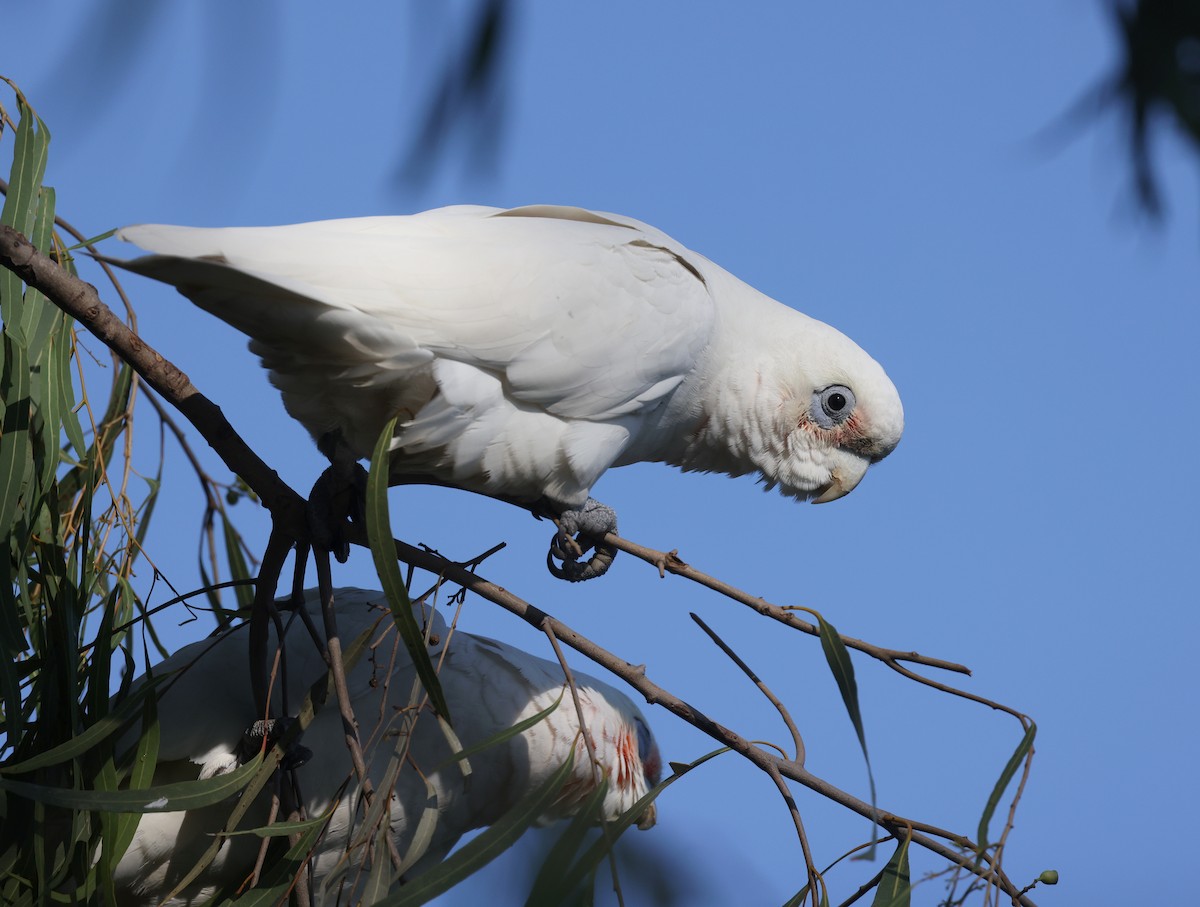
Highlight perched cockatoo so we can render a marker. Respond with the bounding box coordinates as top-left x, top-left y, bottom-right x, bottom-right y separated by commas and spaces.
112, 587, 660, 906
114, 205, 904, 578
